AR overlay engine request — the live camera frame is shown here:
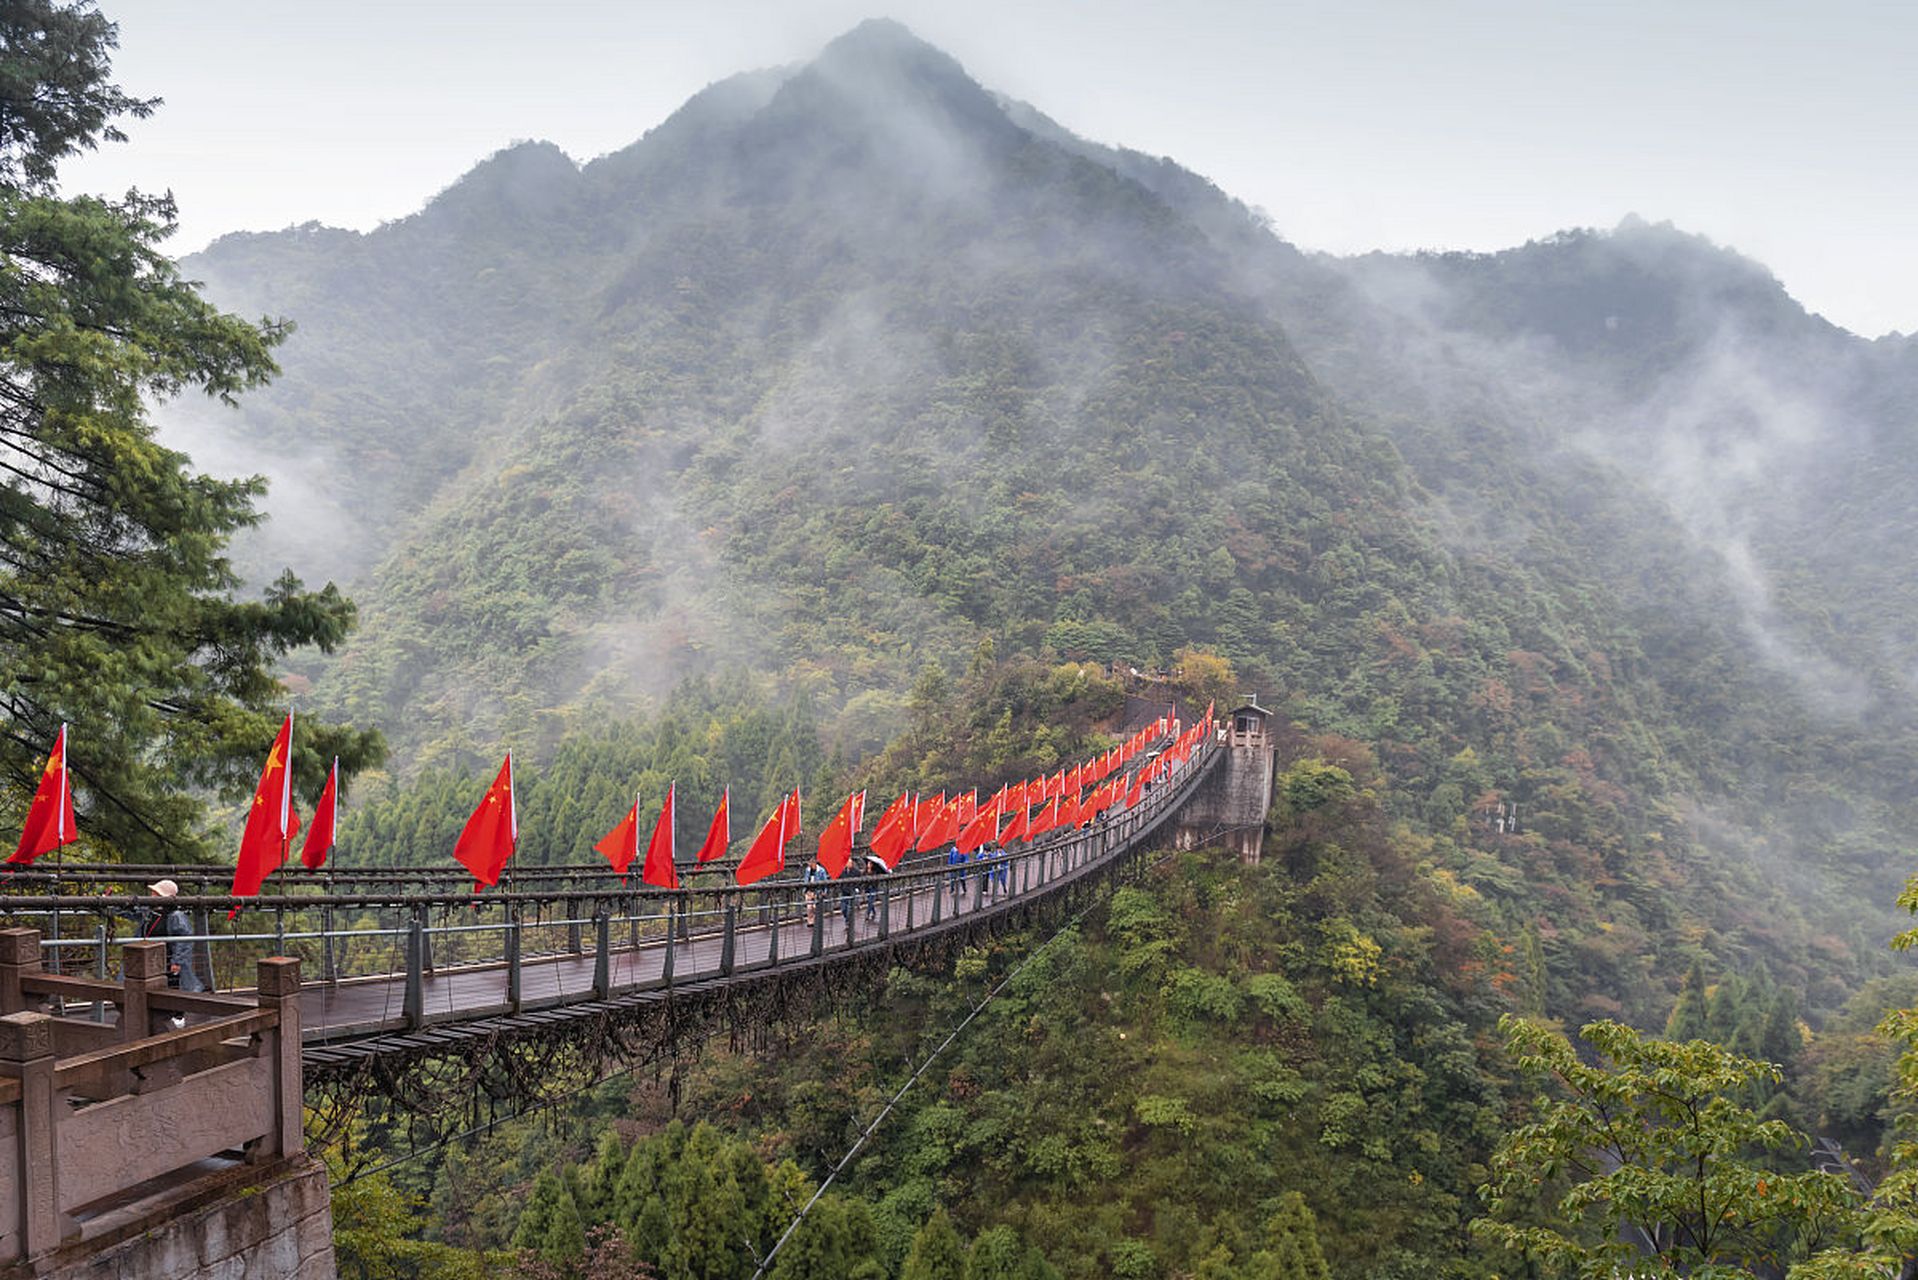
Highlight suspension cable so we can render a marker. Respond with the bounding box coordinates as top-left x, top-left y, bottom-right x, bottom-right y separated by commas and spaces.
750, 845, 1173, 1280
